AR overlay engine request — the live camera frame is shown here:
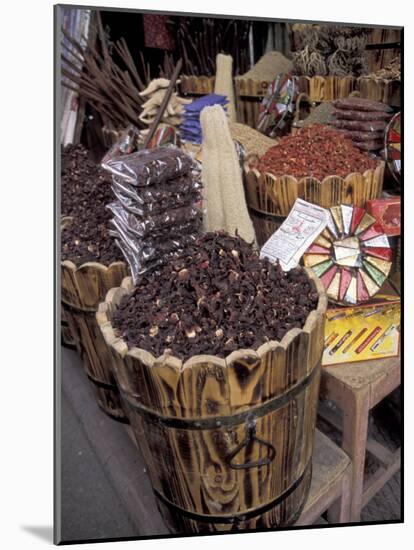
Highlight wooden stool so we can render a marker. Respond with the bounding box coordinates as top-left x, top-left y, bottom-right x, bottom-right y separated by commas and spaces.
296, 429, 351, 525
319, 356, 401, 522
